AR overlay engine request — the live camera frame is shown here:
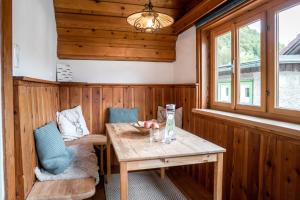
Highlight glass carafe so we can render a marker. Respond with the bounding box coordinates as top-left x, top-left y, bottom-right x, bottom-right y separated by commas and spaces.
162, 104, 176, 144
